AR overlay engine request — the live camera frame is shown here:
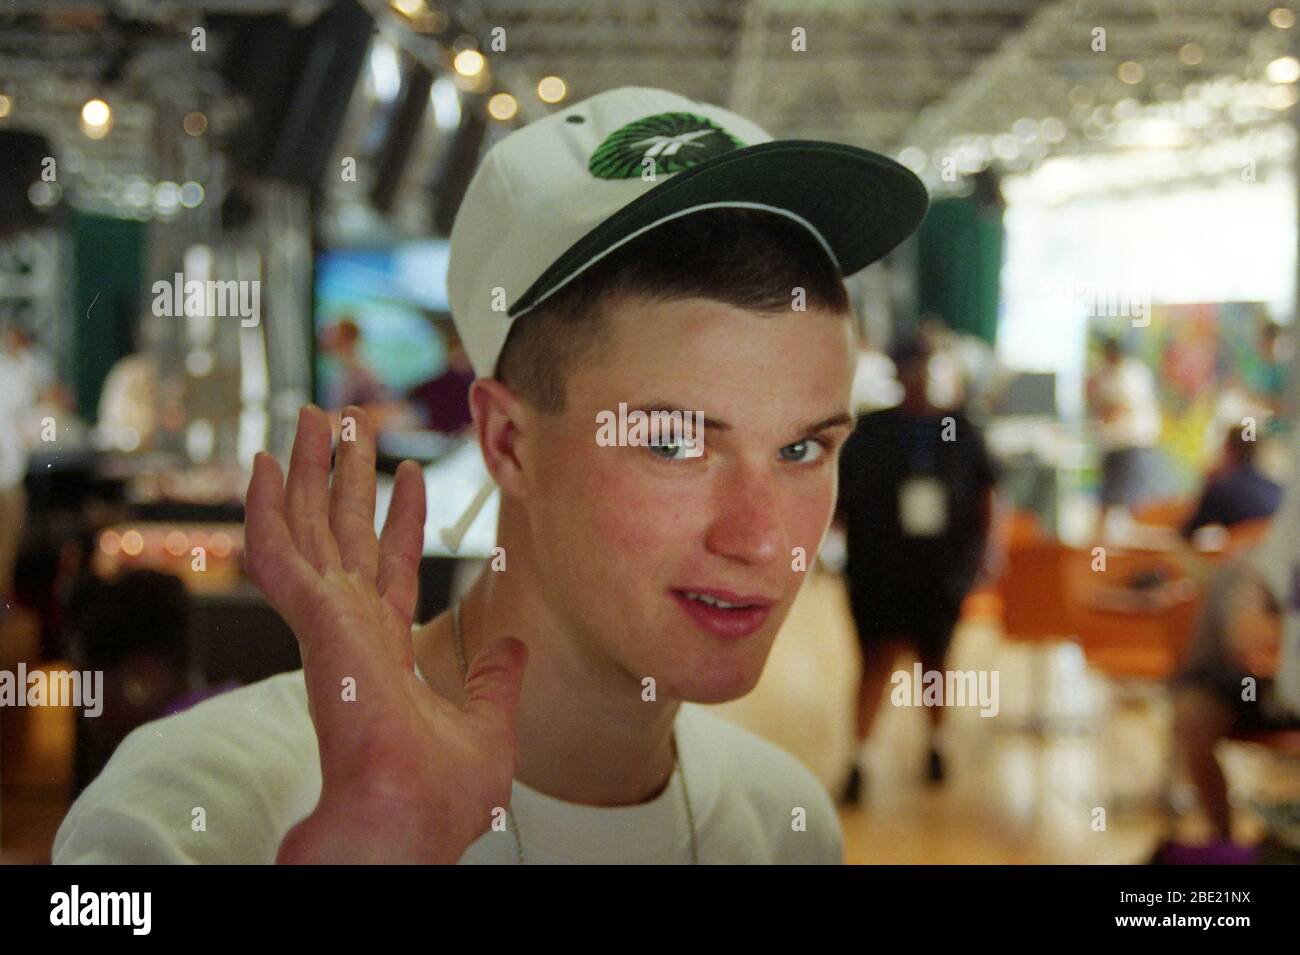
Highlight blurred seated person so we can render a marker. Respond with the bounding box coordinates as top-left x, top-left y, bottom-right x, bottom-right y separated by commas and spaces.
319, 318, 414, 432
407, 322, 474, 434
64, 569, 236, 795
96, 351, 158, 452
321, 317, 391, 410
1180, 426, 1283, 541
1171, 532, 1300, 852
